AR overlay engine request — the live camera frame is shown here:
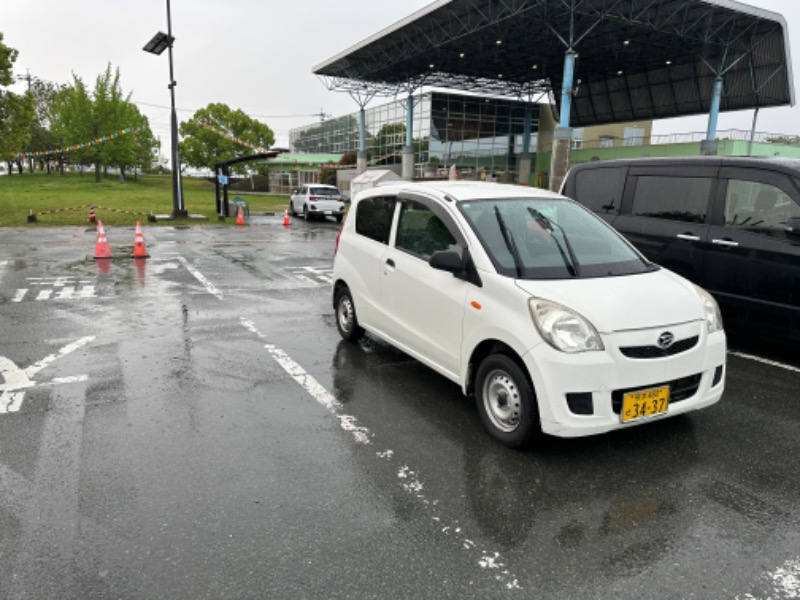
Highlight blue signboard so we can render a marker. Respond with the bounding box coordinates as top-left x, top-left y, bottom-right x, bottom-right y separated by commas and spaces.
218, 175, 229, 185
